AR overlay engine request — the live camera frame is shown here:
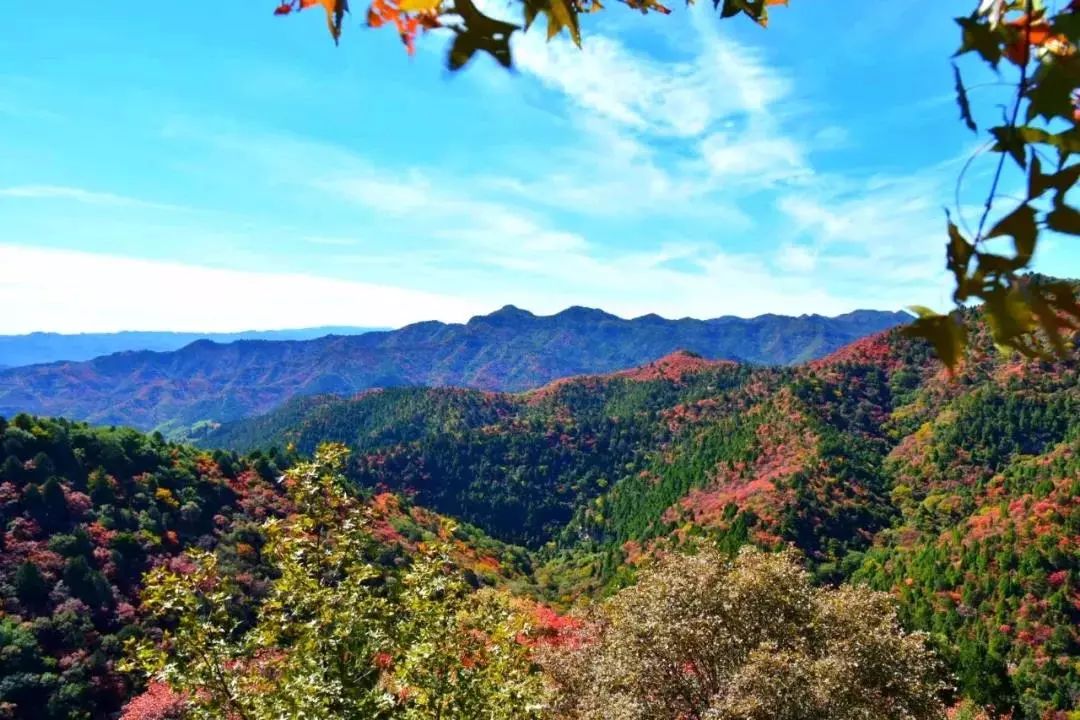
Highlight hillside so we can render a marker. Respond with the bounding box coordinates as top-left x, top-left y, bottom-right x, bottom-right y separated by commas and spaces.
205, 319, 1079, 718
0, 415, 531, 719
0, 306, 910, 435
0, 327, 385, 369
